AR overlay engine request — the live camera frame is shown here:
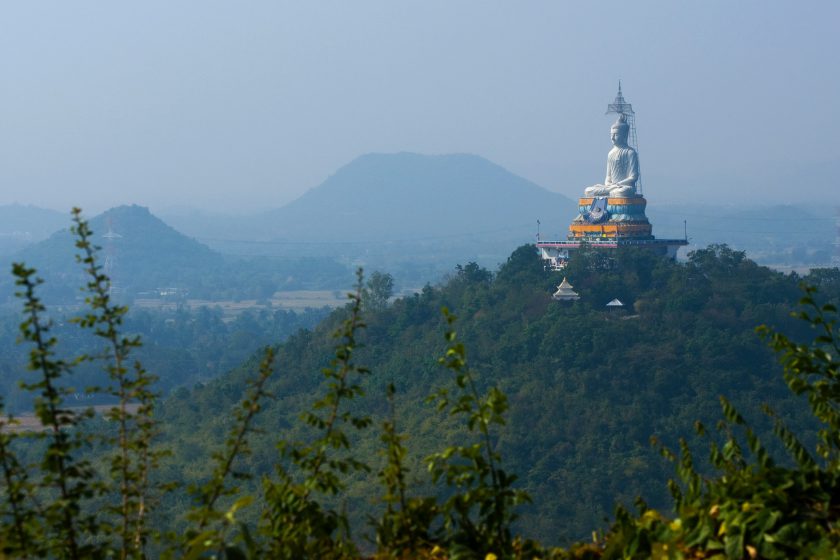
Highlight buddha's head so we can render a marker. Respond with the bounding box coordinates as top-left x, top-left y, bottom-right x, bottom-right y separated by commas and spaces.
610, 114, 630, 147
